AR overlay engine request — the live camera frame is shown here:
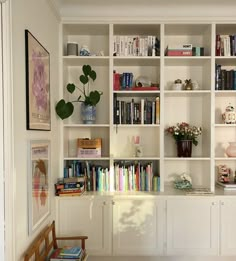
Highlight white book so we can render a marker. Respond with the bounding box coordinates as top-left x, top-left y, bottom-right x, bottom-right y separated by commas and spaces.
140, 99, 145, 124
